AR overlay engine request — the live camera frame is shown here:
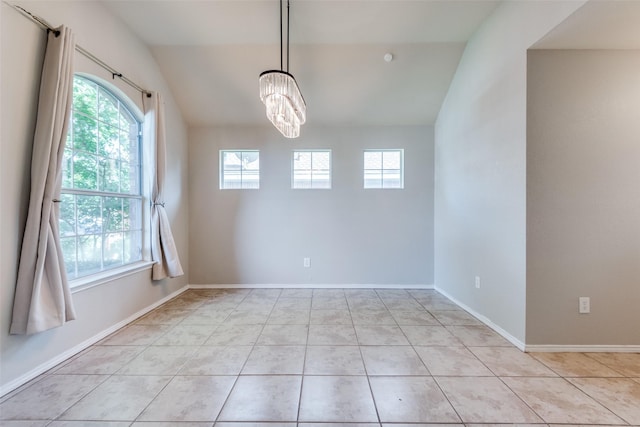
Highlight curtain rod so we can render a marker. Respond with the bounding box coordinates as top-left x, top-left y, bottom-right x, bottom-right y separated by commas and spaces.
4, 1, 152, 98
